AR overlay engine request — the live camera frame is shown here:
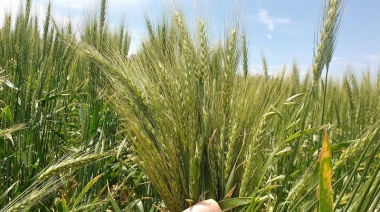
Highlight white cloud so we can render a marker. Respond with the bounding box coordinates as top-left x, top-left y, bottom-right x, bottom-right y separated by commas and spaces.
329, 55, 380, 77
358, 54, 380, 62
45, 0, 85, 9
0, 0, 21, 26
109, 0, 153, 6
0, 0, 50, 29
253, 9, 290, 31
0, 0, 156, 26
332, 55, 380, 65
128, 27, 147, 55
0, 0, 83, 36
266, 34, 272, 39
